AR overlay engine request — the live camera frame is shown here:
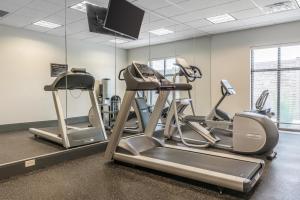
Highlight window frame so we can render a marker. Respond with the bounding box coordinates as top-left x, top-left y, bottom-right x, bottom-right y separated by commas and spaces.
251, 44, 300, 132
148, 57, 177, 105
